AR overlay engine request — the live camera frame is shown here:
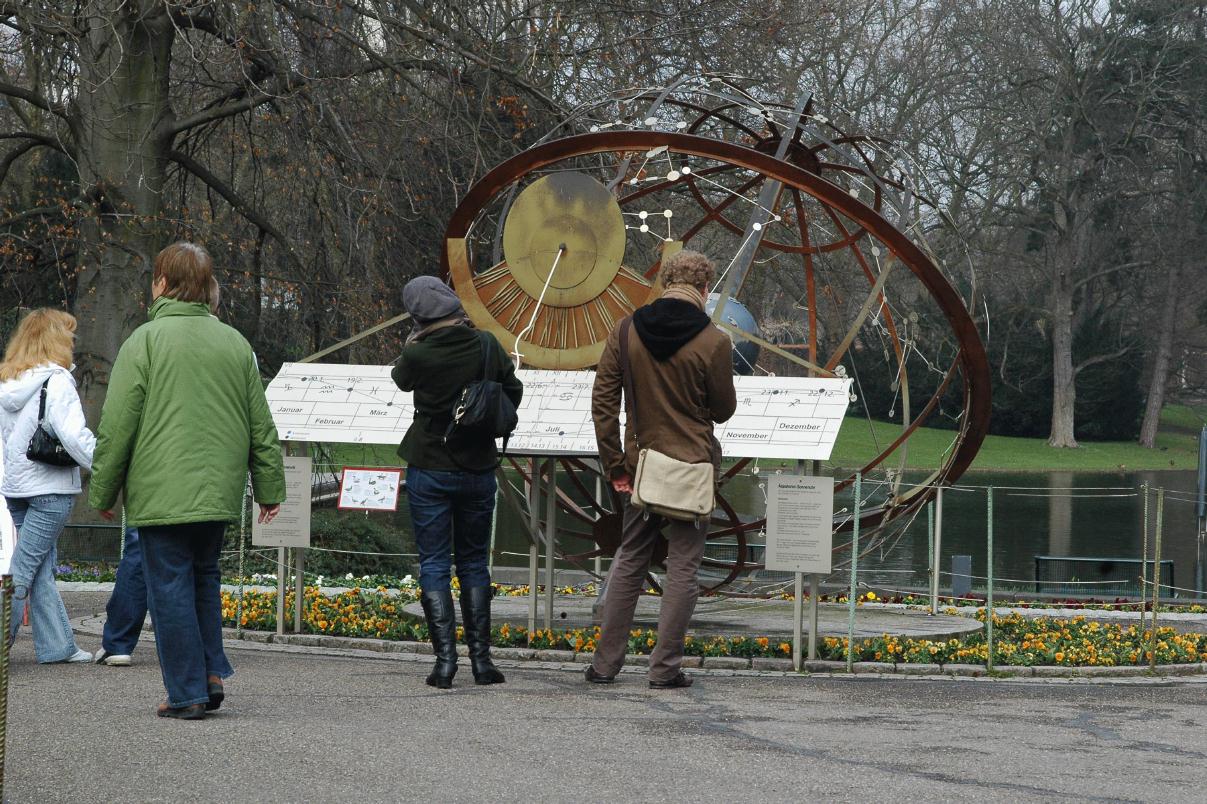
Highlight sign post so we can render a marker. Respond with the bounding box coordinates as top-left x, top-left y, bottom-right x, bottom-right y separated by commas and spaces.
253, 455, 312, 635
765, 474, 834, 671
